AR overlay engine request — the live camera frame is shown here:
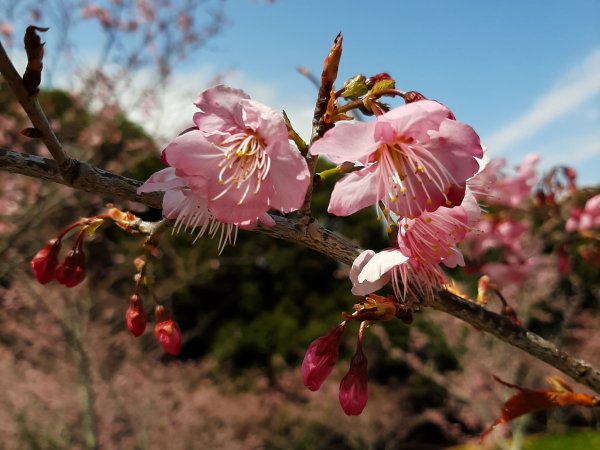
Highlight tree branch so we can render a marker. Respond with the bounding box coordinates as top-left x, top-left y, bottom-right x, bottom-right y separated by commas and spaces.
0, 40, 76, 177
1, 146, 599, 394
